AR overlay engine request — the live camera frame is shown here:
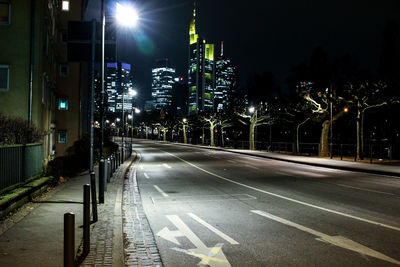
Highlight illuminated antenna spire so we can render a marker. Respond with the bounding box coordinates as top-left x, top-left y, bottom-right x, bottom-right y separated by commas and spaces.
193, 0, 196, 18
221, 41, 224, 57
